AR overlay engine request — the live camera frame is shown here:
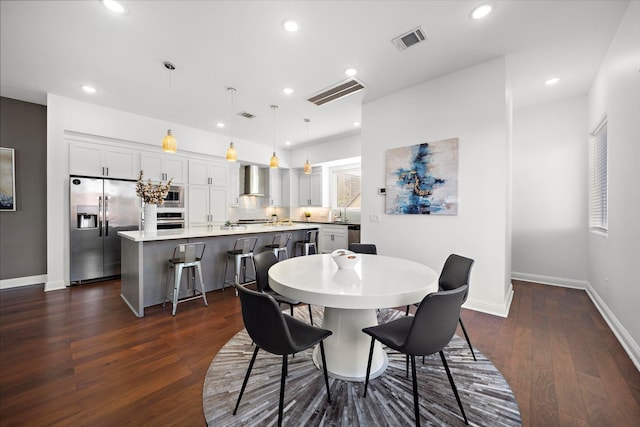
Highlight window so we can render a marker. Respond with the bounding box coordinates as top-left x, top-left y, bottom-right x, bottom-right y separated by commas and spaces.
330, 164, 361, 211
589, 117, 608, 232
